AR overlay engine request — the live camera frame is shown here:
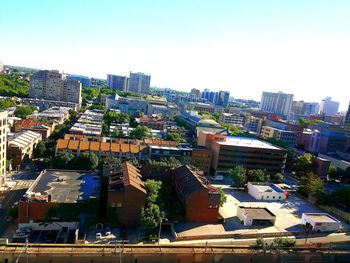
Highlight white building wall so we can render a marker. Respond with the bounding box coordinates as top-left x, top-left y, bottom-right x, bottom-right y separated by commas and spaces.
247, 182, 286, 200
